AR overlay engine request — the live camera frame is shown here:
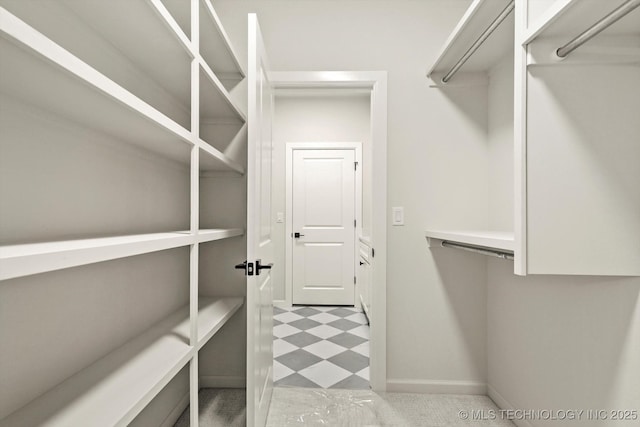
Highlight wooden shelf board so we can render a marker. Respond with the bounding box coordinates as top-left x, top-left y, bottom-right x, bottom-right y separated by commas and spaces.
427, 0, 514, 81
1, 0, 193, 122
198, 228, 245, 243
524, 0, 640, 45
199, 141, 245, 174
0, 8, 193, 164
425, 230, 515, 251
200, 0, 246, 80
0, 229, 244, 281
174, 297, 245, 350
200, 61, 247, 123
0, 297, 243, 427
160, 0, 191, 42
